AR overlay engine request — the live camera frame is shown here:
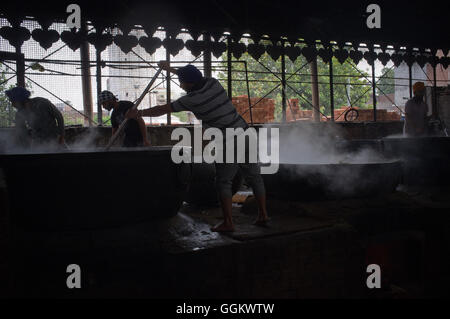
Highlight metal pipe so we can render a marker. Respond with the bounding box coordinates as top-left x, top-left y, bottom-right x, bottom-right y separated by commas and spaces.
96, 49, 103, 125
15, 48, 25, 88
203, 33, 212, 78
80, 22, 93, 127
329, 53, 335, 122
432, 64, 438, 118
244, 61, 253, 124
281, 41, 287, 123
310, 56, 320, 122
1, 70, 417, 87
372, 61, 377, 121
166, 44, 171, 125
227, 37, 232, 99
408, 64, 413, 99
